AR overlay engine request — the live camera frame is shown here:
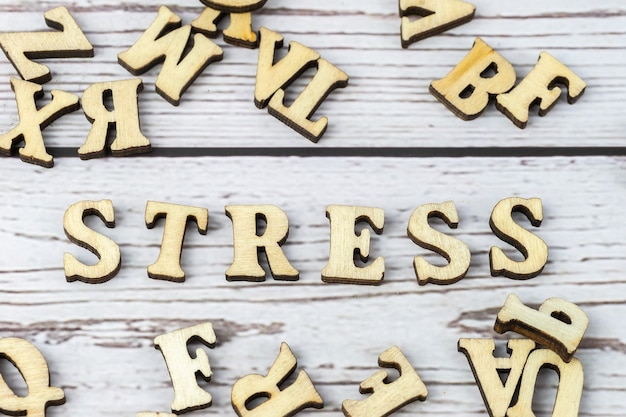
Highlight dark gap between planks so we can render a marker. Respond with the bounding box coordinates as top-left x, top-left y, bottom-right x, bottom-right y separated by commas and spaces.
45, 147, 626, 158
